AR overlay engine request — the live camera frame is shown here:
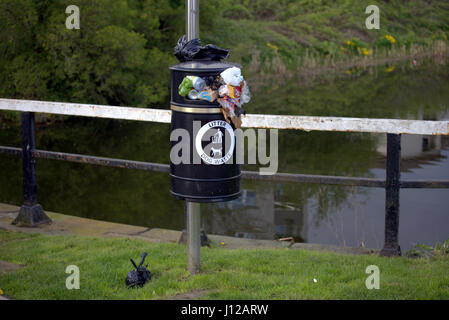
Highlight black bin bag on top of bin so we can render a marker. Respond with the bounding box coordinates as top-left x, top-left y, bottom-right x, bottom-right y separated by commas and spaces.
174, 35, 230, 62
